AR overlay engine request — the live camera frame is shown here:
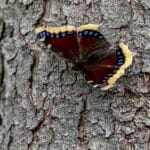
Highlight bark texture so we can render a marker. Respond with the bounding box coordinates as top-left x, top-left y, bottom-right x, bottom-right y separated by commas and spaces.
0, 0, 150, 150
